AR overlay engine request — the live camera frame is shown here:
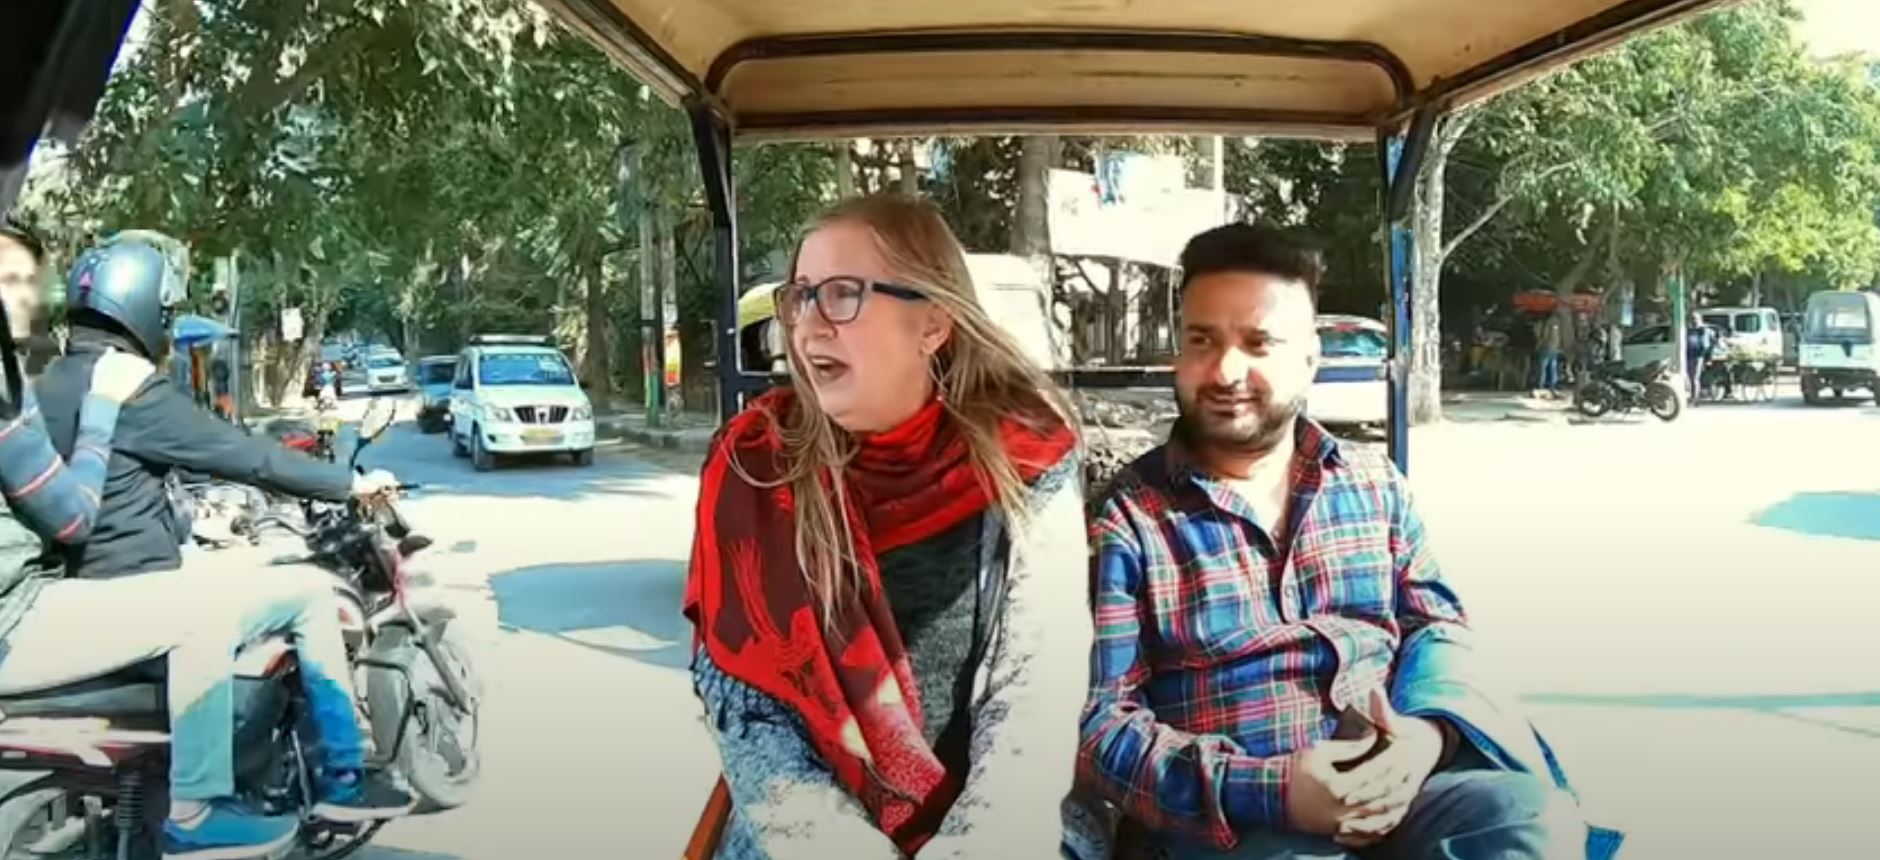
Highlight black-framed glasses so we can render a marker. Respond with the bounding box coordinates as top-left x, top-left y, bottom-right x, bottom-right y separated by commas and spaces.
774, 276, 927, 326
